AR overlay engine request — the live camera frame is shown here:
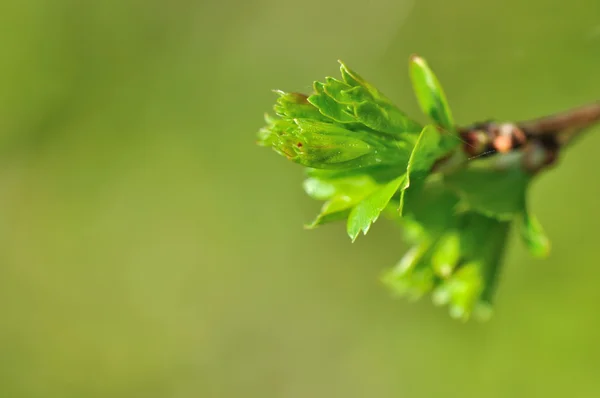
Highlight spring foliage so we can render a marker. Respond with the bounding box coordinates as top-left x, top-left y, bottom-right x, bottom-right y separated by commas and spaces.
257, 55, 549, 320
